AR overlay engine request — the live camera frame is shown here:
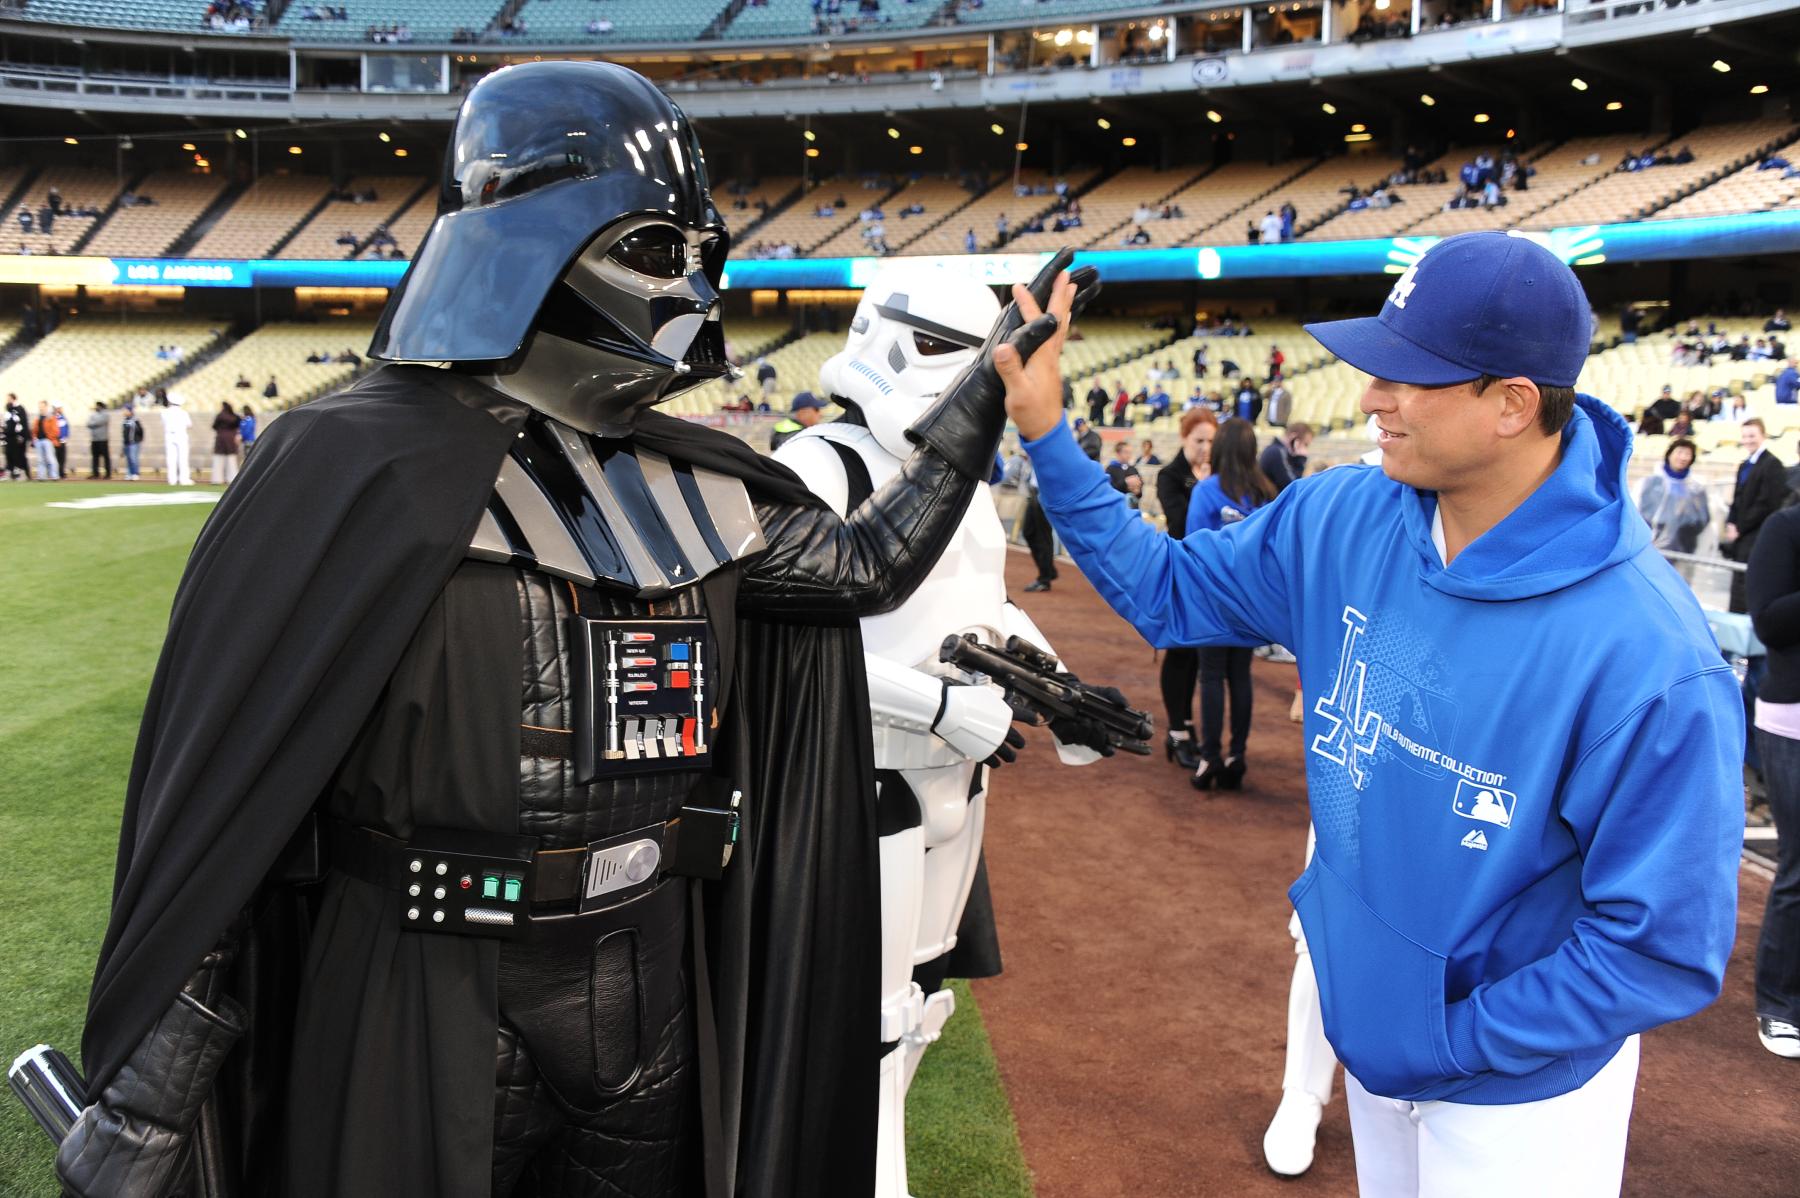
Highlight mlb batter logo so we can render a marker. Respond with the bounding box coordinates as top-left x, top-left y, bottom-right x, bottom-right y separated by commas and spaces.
1452, 779, 1516, 829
